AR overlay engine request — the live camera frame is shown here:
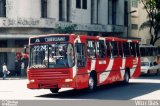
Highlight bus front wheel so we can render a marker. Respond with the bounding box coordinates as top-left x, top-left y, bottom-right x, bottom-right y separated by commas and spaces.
50, 88, 59, 94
